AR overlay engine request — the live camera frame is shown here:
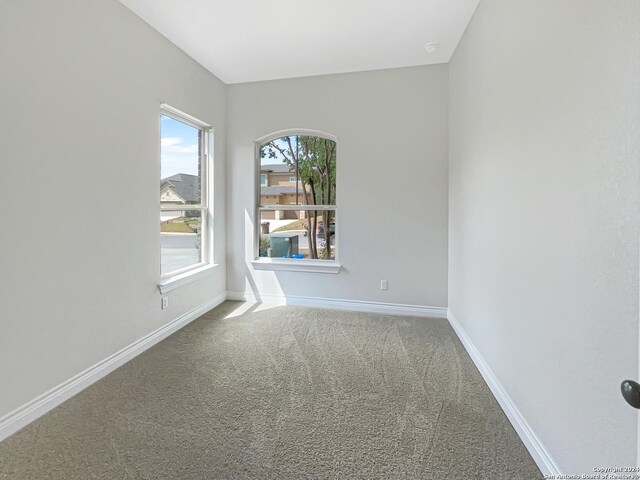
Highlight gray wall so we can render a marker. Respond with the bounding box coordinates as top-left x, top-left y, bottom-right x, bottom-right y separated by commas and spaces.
0, 0, 226, 418
226, 65, 449, 307
448, 0, 640, 473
